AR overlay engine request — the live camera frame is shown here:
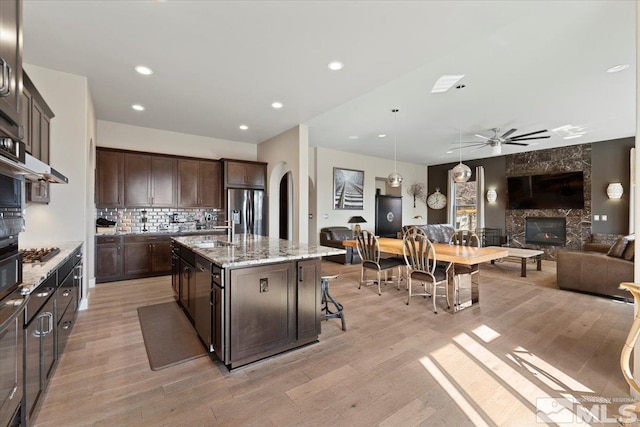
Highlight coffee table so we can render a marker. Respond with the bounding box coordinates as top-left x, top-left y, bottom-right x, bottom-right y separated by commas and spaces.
487, 246, 544, 277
